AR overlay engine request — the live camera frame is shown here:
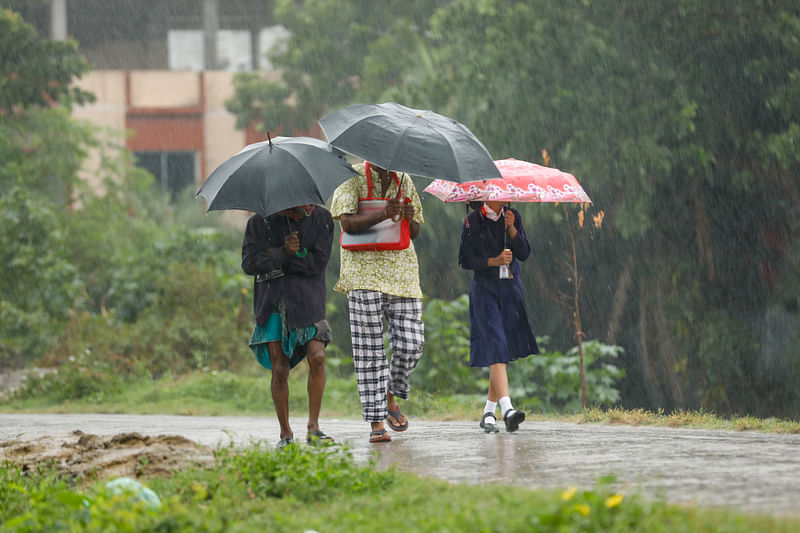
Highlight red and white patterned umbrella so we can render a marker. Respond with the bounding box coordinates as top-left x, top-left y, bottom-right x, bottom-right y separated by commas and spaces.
423, 158, 591, 203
